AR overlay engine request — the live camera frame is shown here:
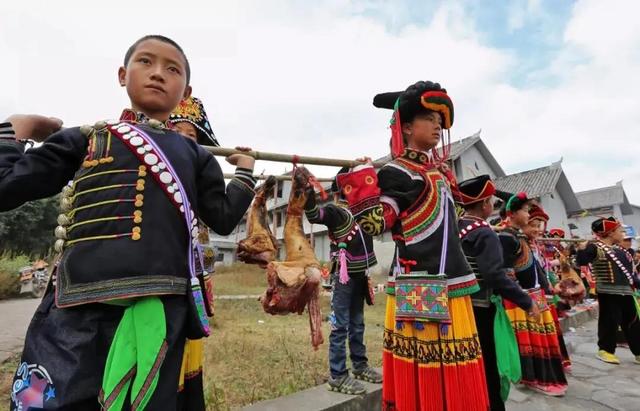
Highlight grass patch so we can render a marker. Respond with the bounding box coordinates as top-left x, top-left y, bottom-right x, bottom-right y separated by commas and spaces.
213, 264, 267, 296
0, 353, 20, 405
213, 262, 390, 297
0, 254, 29, 300
204, 295, 386, 410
